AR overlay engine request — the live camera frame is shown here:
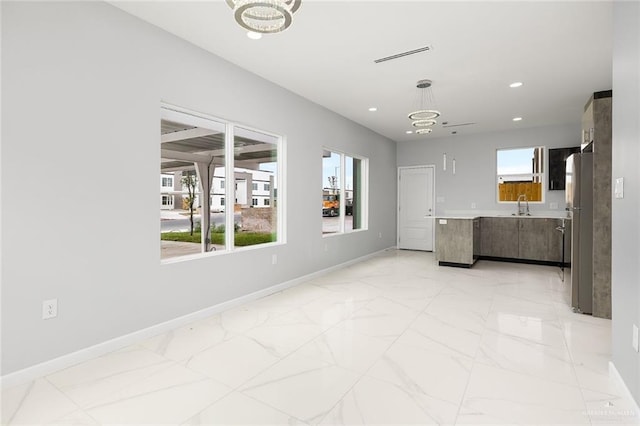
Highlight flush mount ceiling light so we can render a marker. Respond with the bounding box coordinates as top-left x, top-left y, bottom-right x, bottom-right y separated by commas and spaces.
510, 81, 523, 88
408, 79, 441, 133
368, 107, 378, 112
416, 128, 433, 135
226, 0, 302, 34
